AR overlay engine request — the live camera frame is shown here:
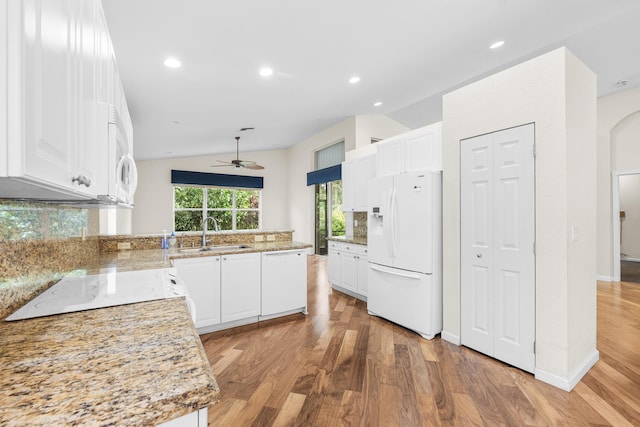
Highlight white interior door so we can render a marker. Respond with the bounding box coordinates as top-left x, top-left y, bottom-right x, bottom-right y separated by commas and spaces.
461, 124, 535, 373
